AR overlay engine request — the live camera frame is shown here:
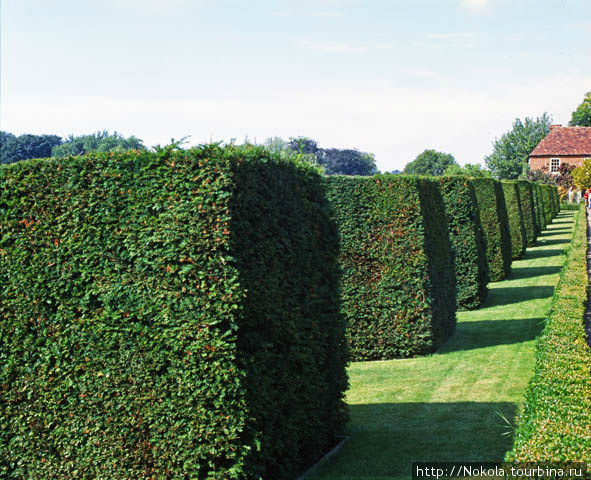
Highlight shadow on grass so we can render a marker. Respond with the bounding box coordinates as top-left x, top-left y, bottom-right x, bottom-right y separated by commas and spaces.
484, 286, 554, 307
438, 318, 544, 353
309, 402, 516, 479
537, 228, 571, 235
522, 249, 564, 260
509, 266, 562, 279
534, 238, 572, 246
